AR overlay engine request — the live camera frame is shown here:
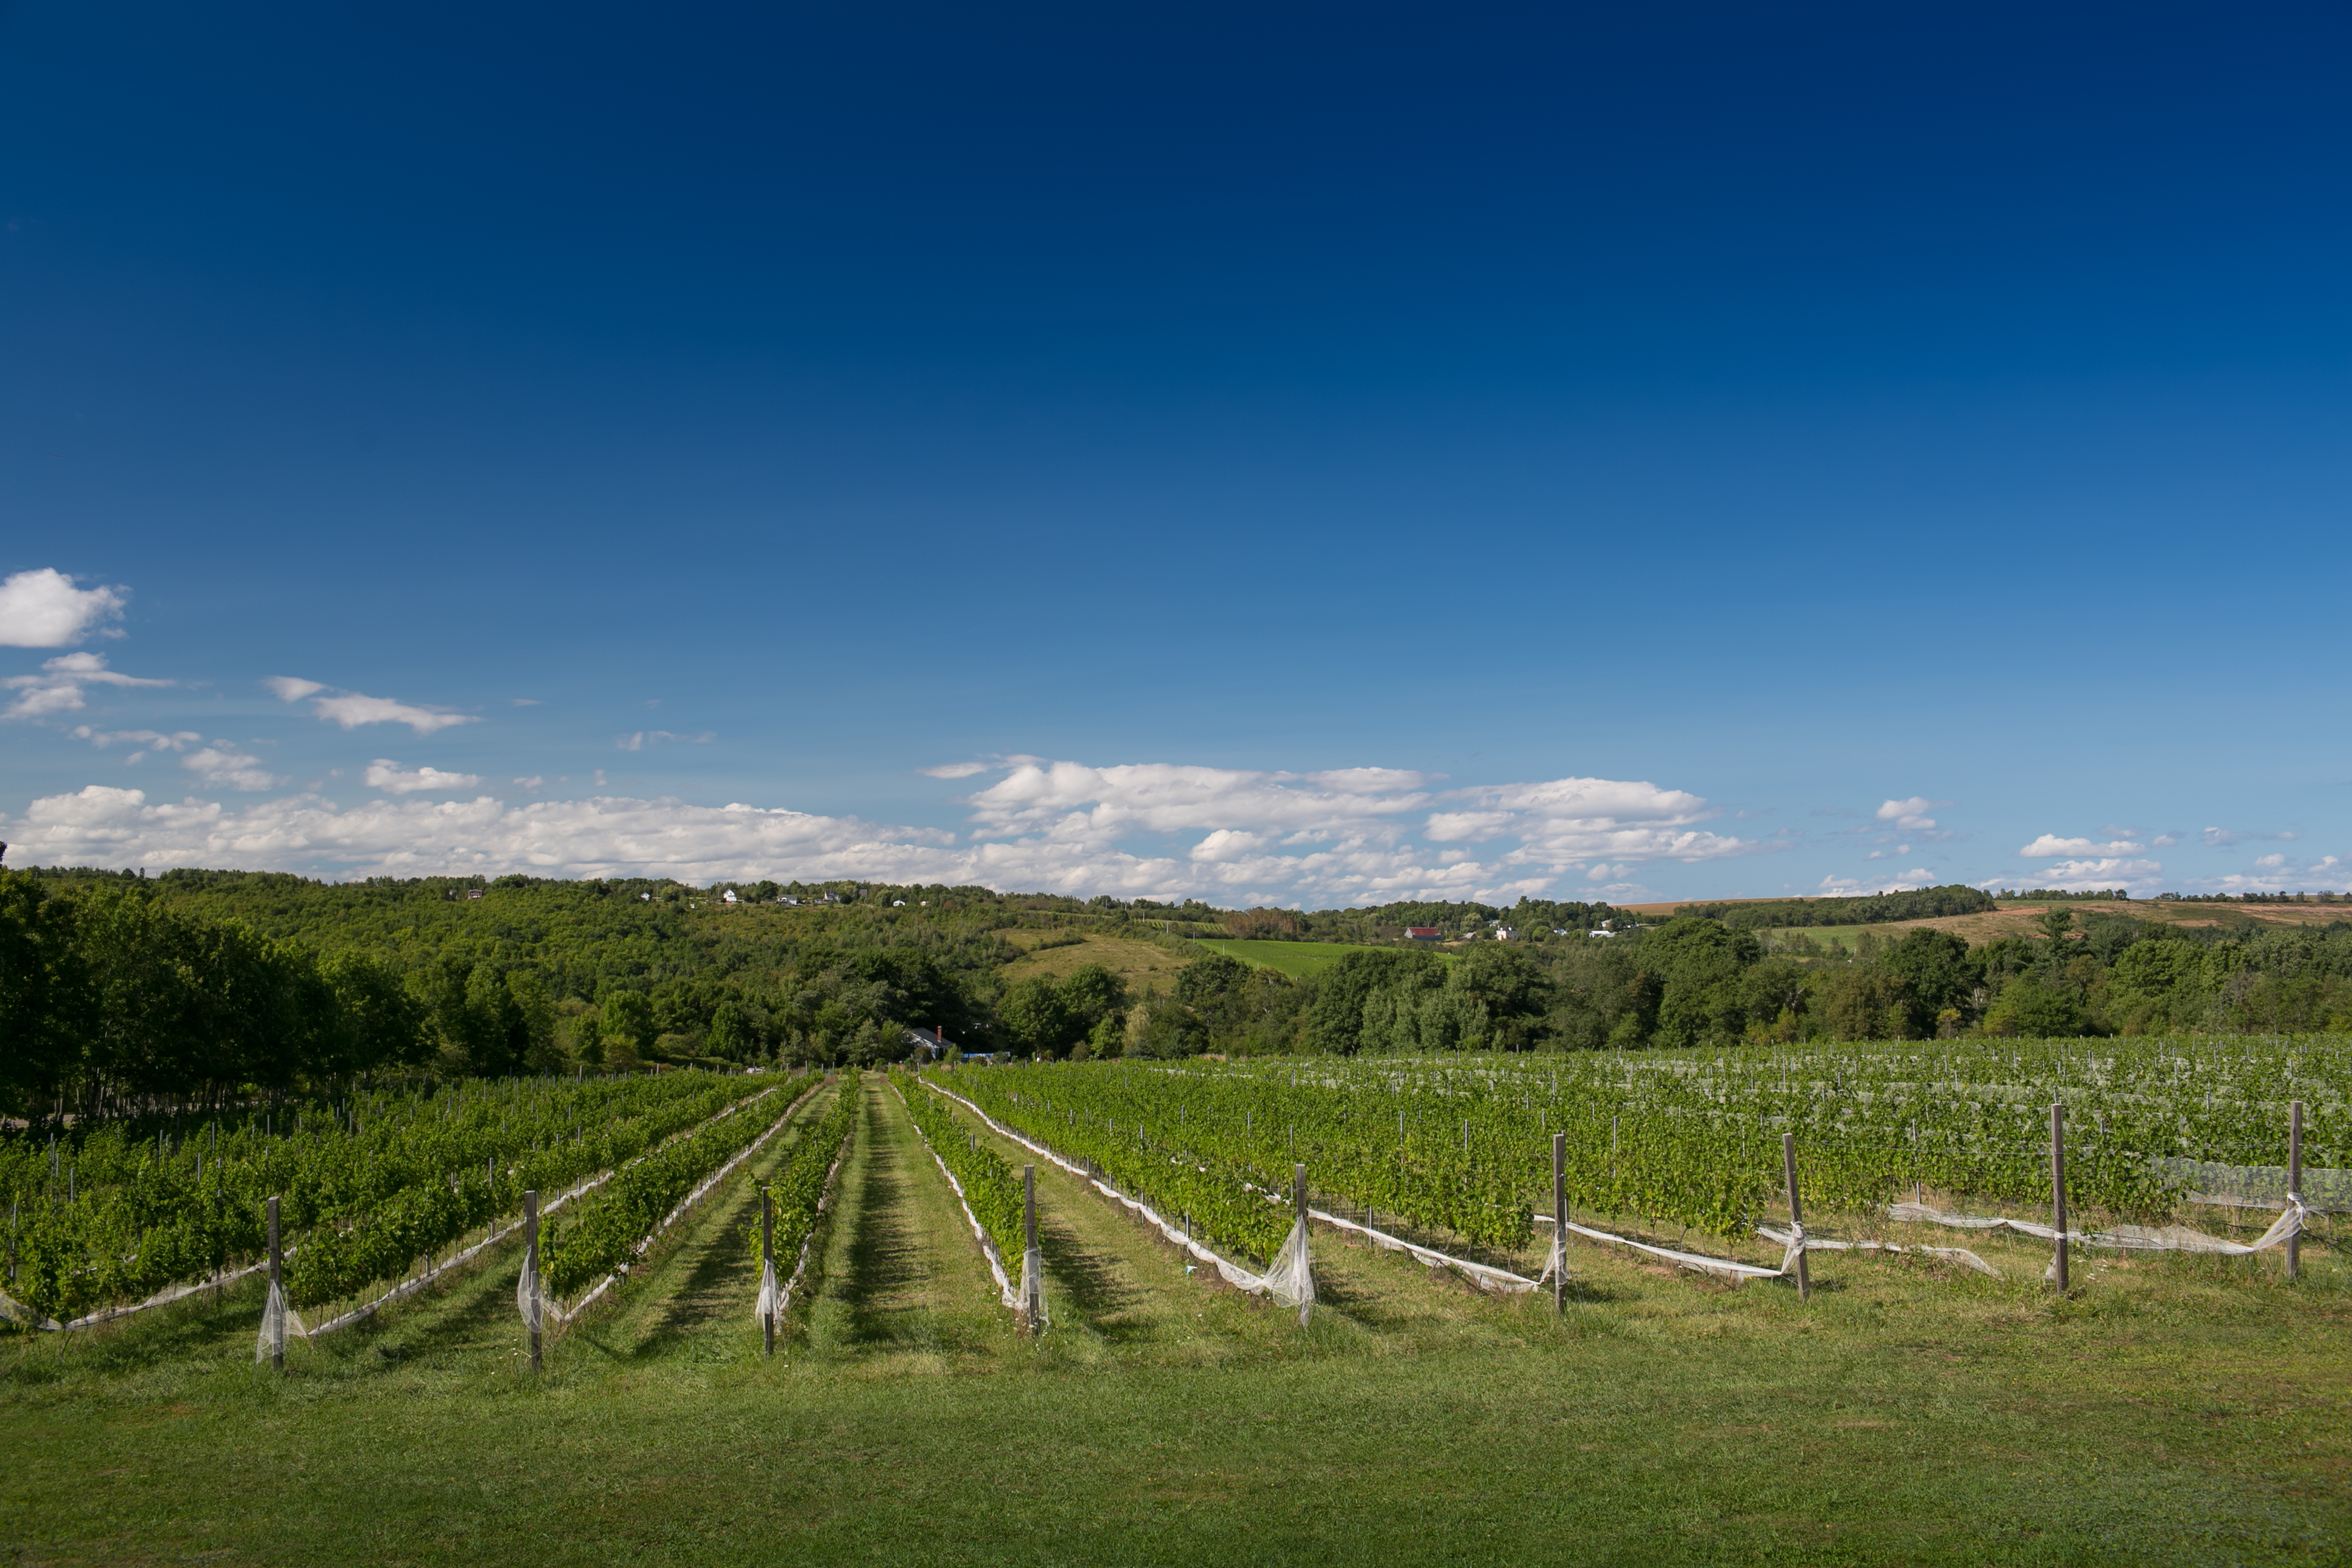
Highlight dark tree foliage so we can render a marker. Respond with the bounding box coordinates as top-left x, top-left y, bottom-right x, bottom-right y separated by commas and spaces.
1675, 885, 1996, 929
